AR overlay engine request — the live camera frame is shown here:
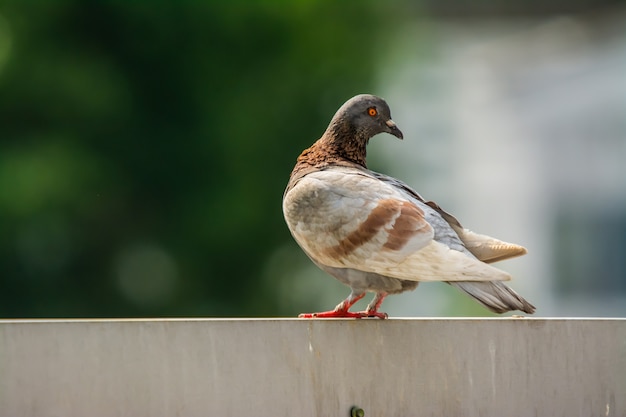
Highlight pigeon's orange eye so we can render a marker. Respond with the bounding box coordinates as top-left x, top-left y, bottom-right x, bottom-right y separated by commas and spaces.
367, 107, 377, 117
